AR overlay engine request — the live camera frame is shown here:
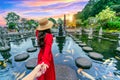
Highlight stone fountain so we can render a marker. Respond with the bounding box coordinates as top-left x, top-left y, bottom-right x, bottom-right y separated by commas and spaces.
118, 33, 120, 39
56, 24, 66, 53
118, 40, 120, 46
79, 27, 82, 35
99, 27, 103, 37
88, 28, 93, 39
